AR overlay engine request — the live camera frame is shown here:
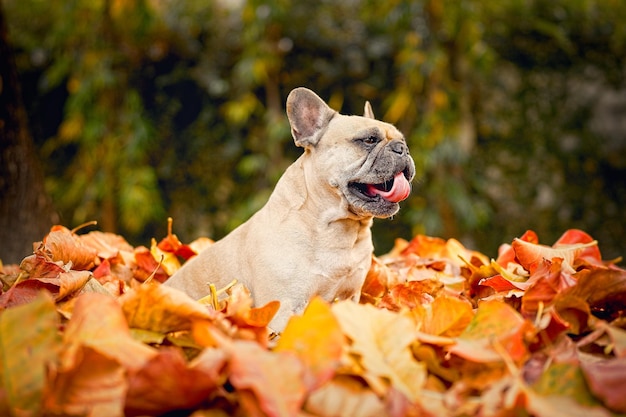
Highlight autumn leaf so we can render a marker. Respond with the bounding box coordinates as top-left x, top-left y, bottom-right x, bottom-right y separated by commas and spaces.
150, 237, 181, 276
495, 229, 539, 267
80, 230, 134, 260
332, 301, 426, 403
125, 347, 227, 416
414, 294, 473, 337
275, 297, 346, 391
36, 225, 98, 270
62, 292, 157, 371
0, 278, 60, 309
119, 282, 216, 334
225, 338, 306, 417
560, 266, 626, 322
156, 217, 200, 261
554, 229, 603, 264
378, 279, 443, 311
521, 257, 577, 318
19, 253, 66, 279
448, 299, 535, 363
304, 375, 387, 417
133, 245, 169, 282
512, 235, 599, 274
580, 356, 626, 413
39, 270, 92, 300
44, 346, 127, 417
0, 293, 60, 417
